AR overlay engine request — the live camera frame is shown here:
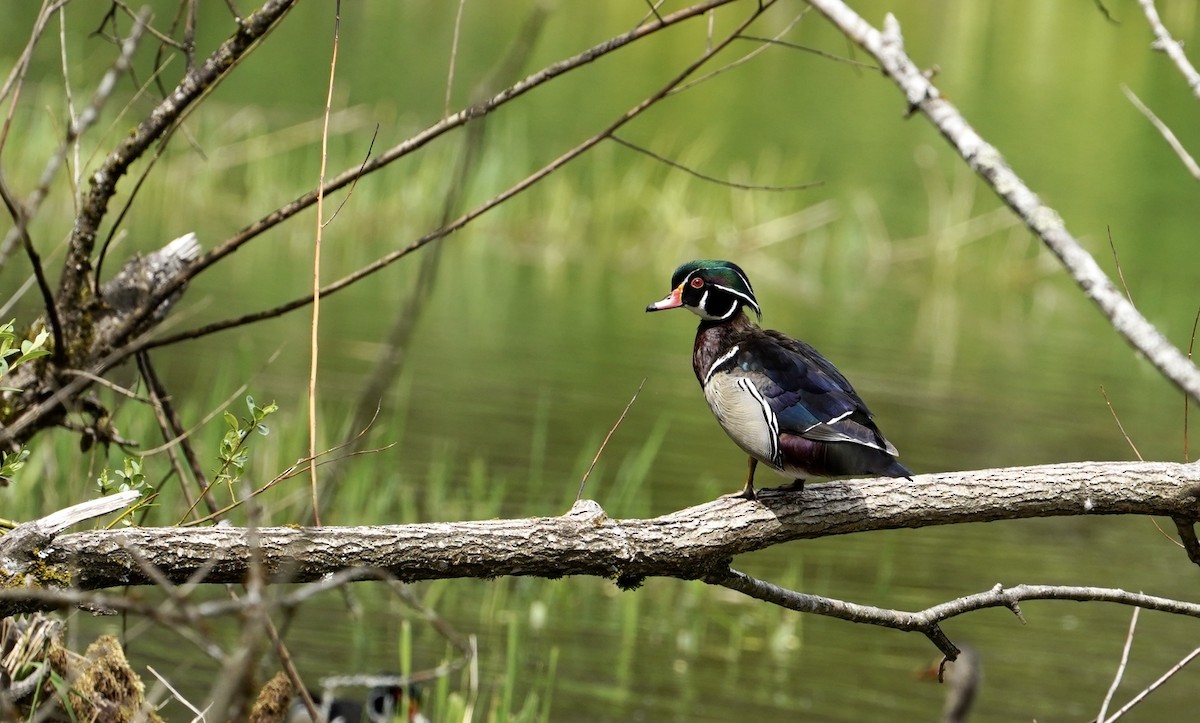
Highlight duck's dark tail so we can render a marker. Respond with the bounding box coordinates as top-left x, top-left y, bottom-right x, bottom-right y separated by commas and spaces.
880, 458, 914, 480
